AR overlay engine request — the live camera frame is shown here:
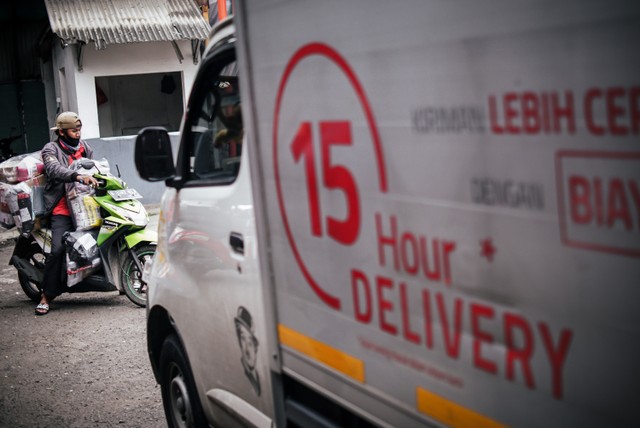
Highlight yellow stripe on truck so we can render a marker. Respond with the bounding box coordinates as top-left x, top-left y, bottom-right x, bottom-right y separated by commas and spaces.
278, 324, 365, 383
417, 387, 506, 428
